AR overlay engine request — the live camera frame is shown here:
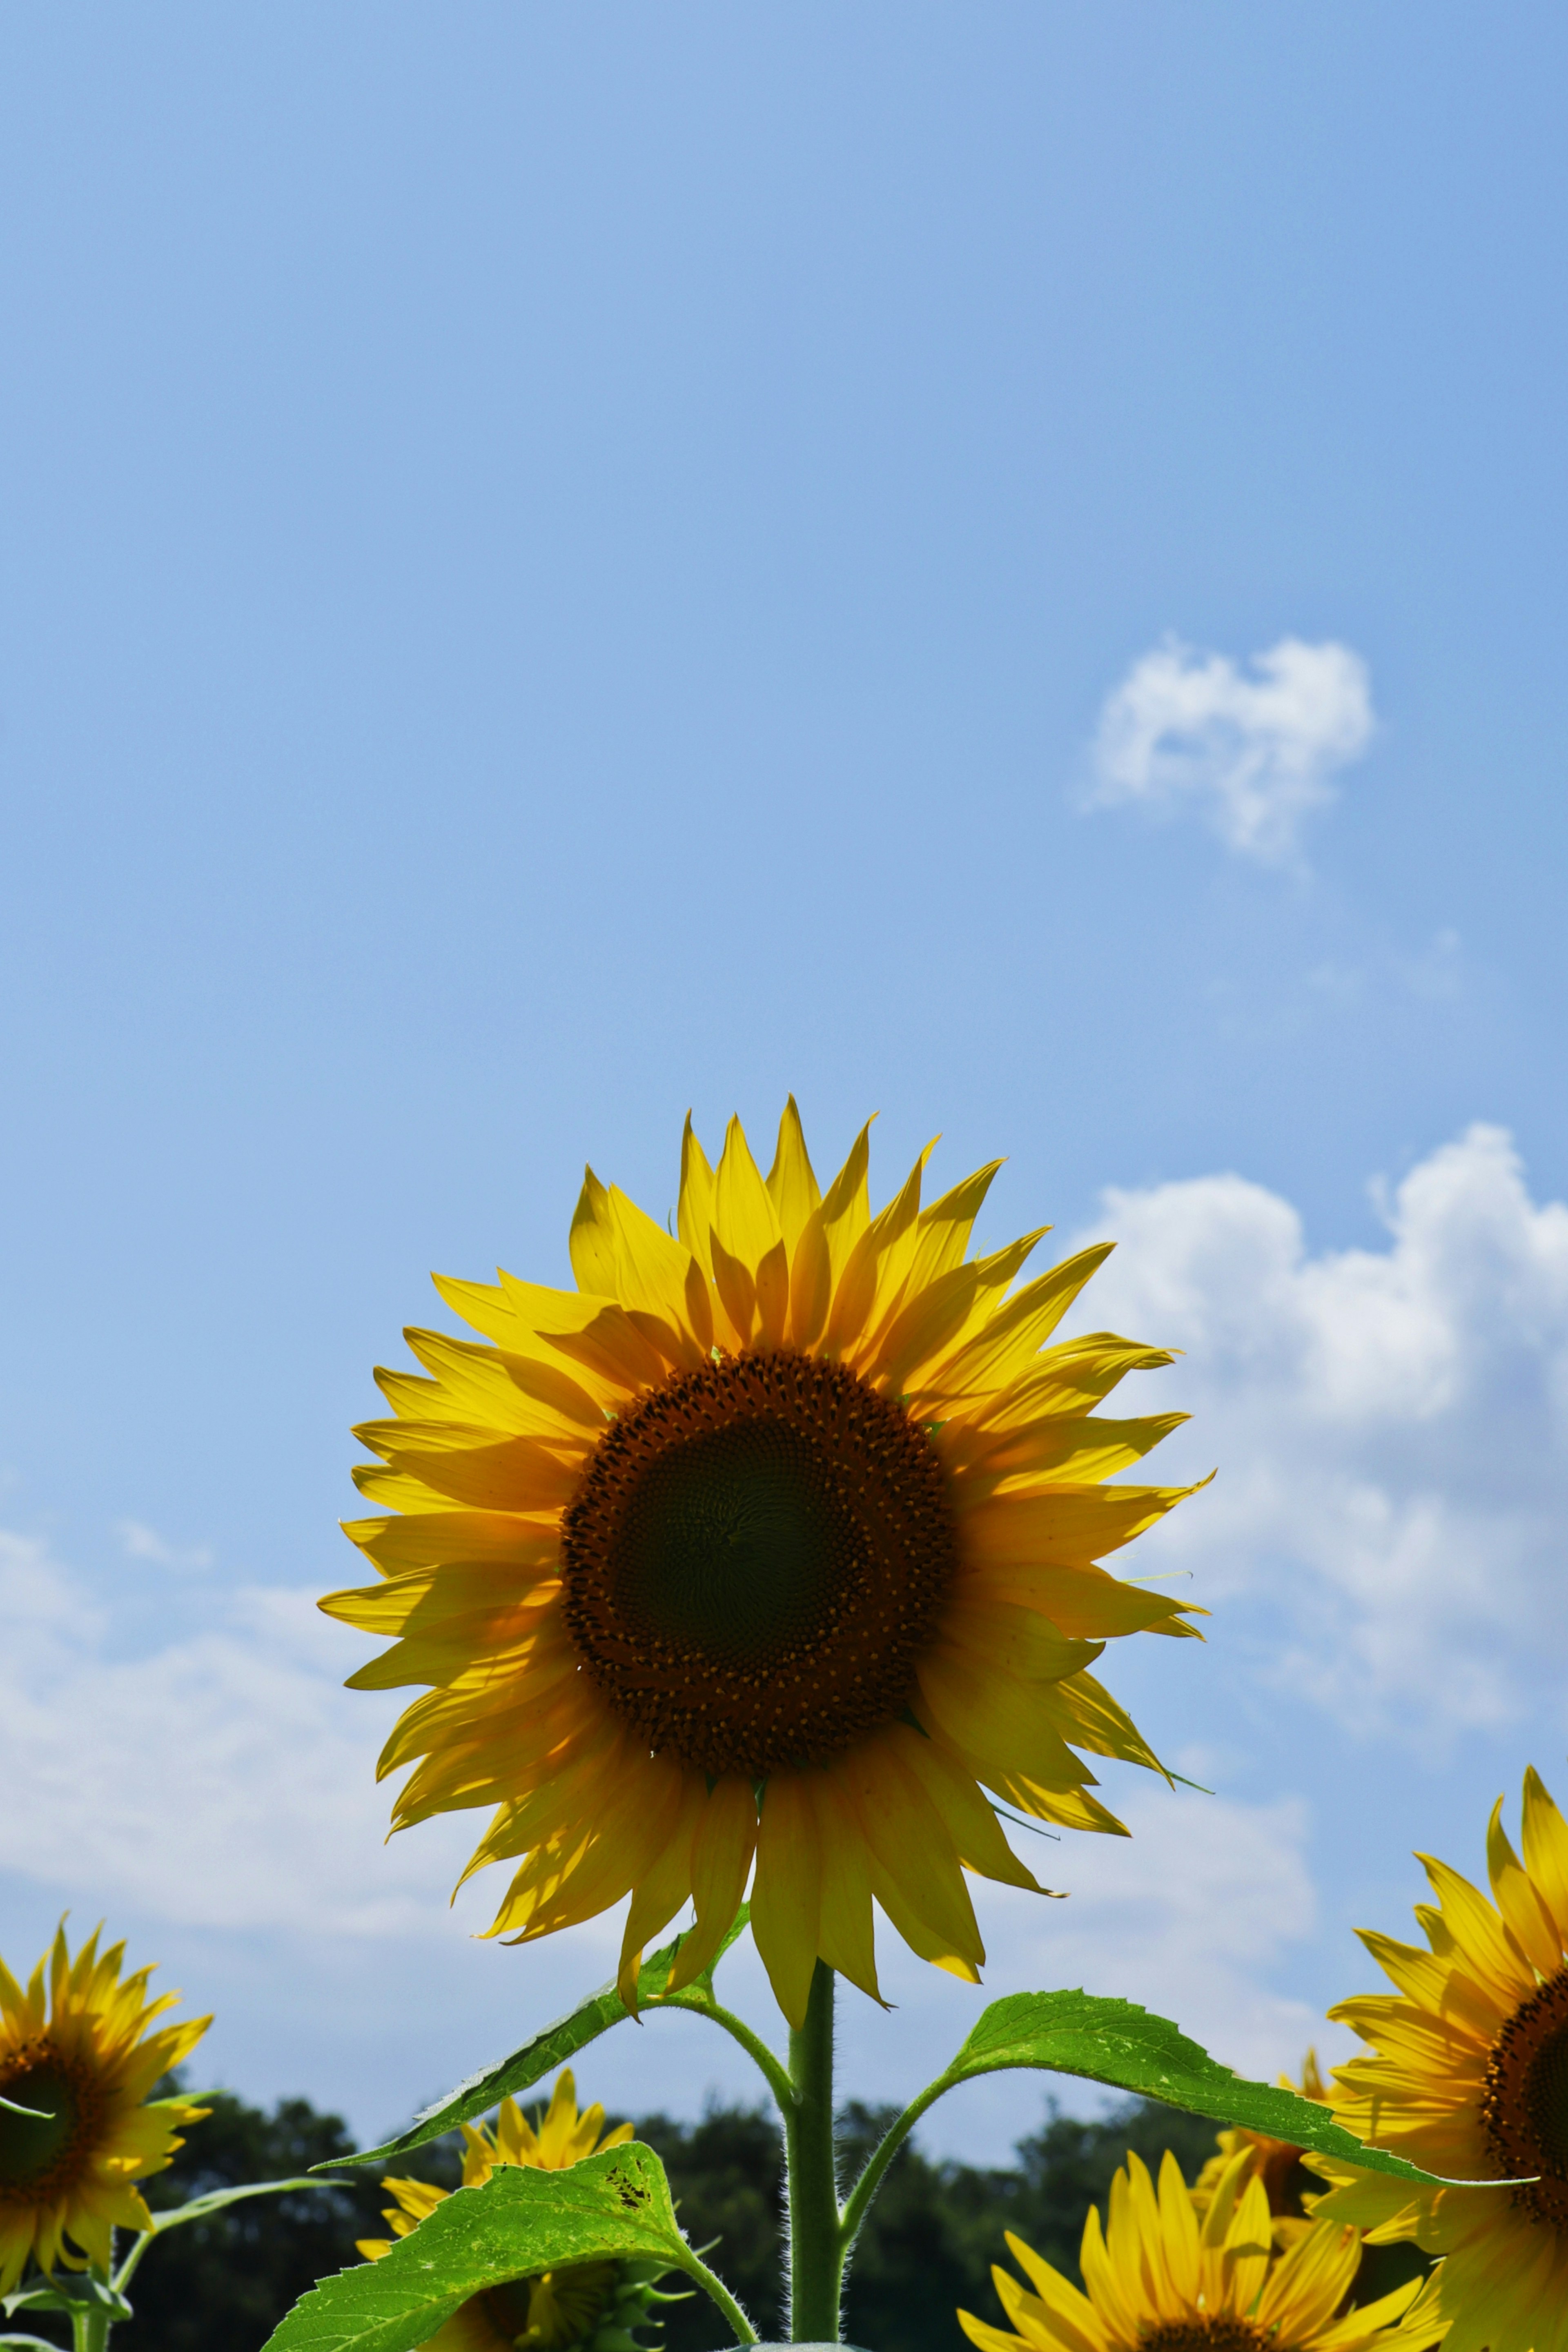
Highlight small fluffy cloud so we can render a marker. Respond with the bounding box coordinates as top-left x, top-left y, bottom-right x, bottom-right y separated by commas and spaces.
1087, 636, 1374, 862
1073, 1125, 1568, 1735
